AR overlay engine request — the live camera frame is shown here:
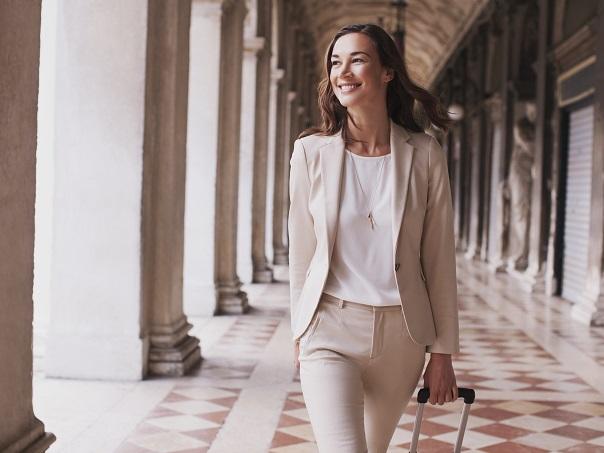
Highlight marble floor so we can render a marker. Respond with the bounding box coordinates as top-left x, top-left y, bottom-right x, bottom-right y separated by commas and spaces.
33, 259, 604, 453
